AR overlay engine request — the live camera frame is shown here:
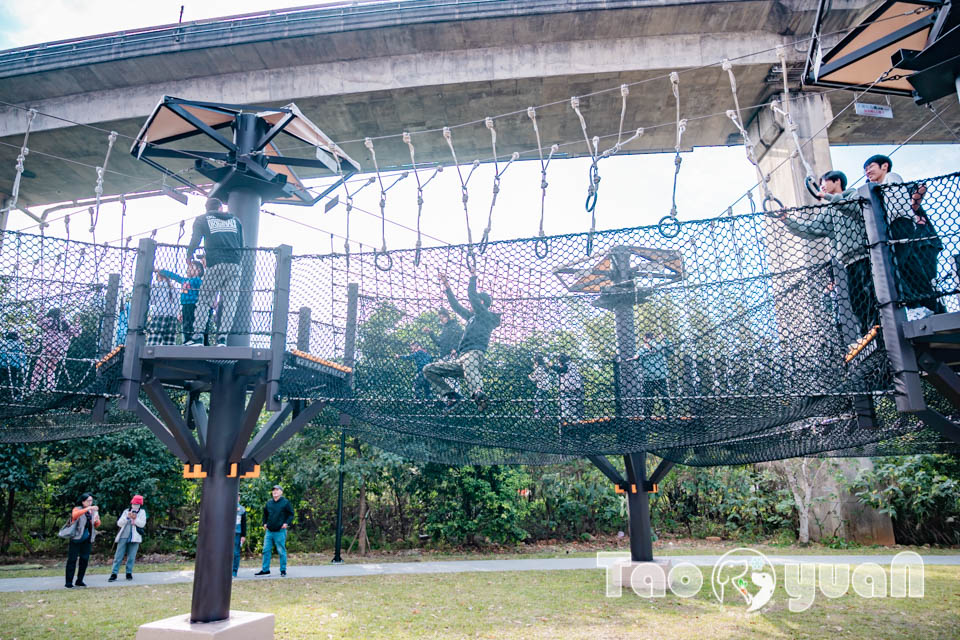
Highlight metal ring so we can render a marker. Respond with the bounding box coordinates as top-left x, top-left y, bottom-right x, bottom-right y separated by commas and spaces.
805, 175, 821, 199
585, 191, 597, 213
762, 195, 785, 213
658, 215, 681, 238
375, 250, 393, 272
534, 237, 549, 260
